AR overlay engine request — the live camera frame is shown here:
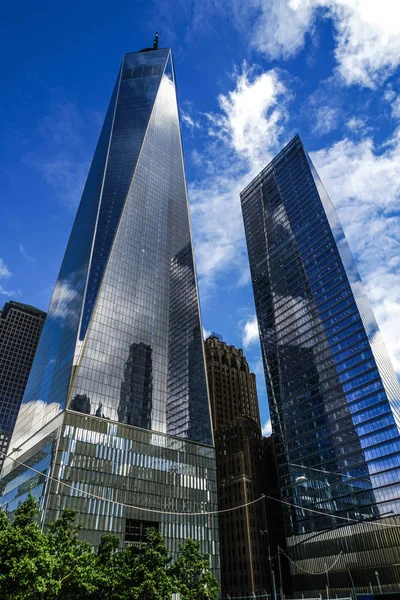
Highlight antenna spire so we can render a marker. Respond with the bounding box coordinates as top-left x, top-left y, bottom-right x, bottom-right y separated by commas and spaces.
153, 32, 159, 50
